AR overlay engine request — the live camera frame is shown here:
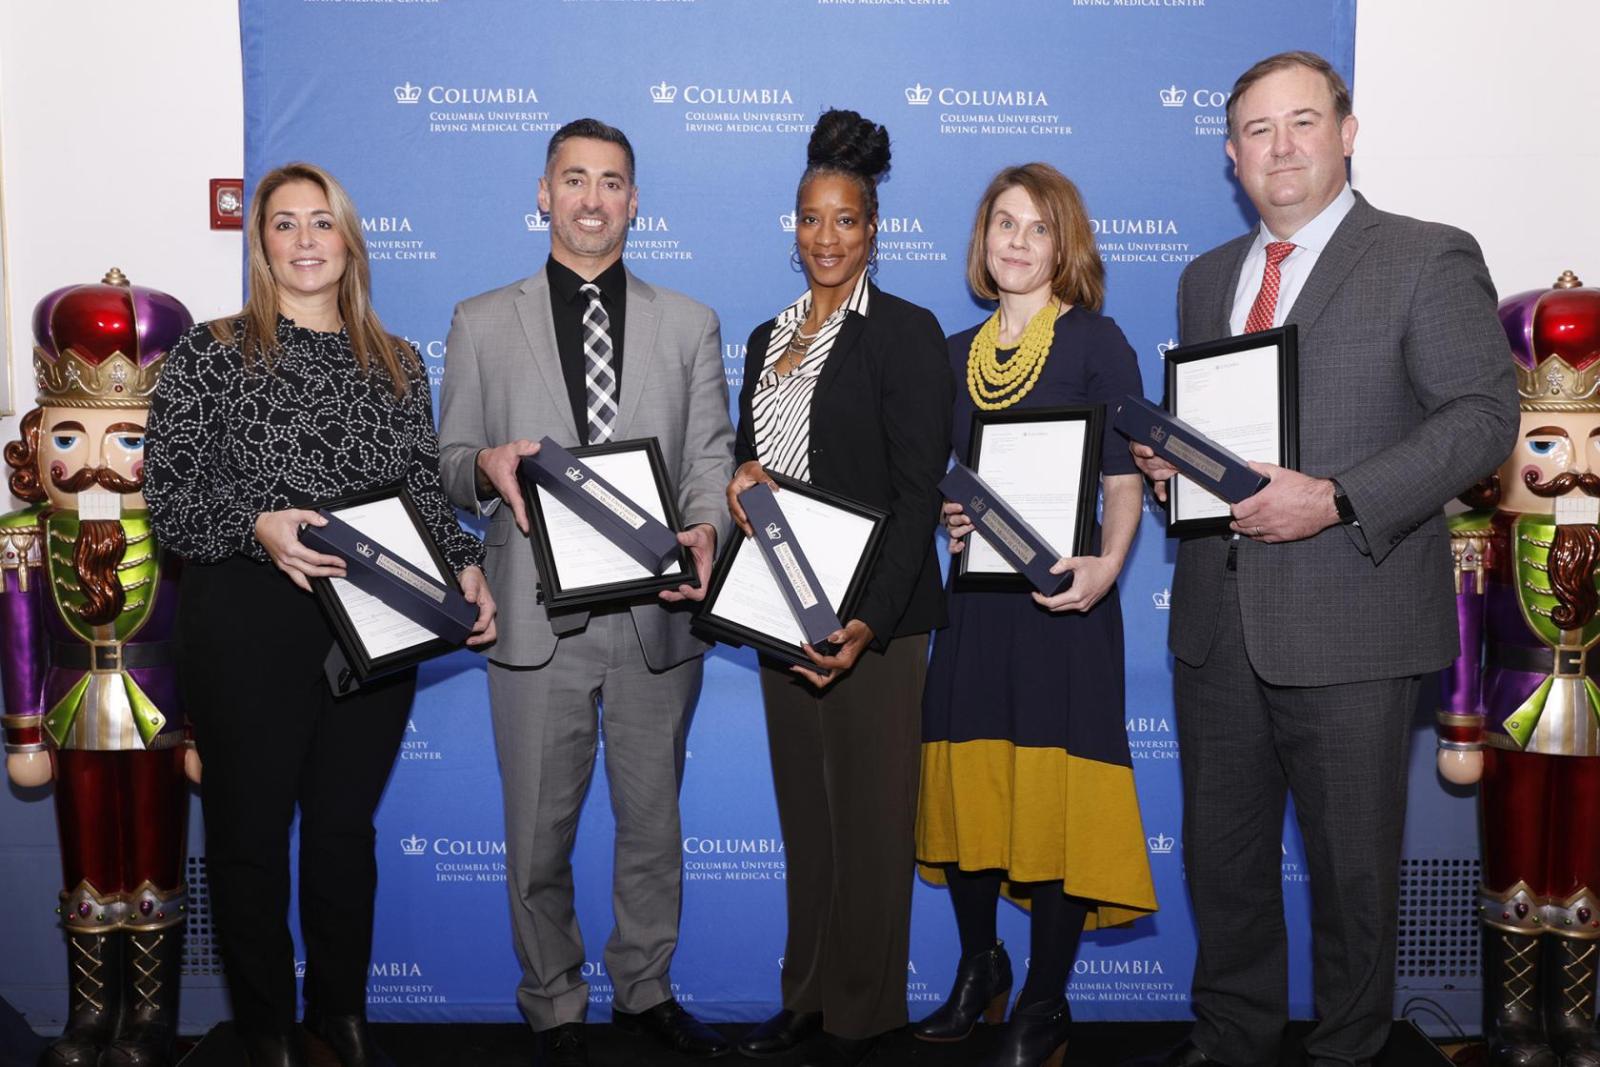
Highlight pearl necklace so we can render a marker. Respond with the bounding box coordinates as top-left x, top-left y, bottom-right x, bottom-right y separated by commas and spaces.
967, 300, 1060, 410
